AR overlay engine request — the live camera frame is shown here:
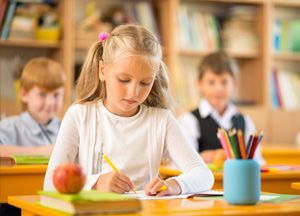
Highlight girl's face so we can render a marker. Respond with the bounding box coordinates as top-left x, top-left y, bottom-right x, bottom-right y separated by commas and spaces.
100, 55, 156, 117
198, 70, 235, 114
21, 86, 64, 124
